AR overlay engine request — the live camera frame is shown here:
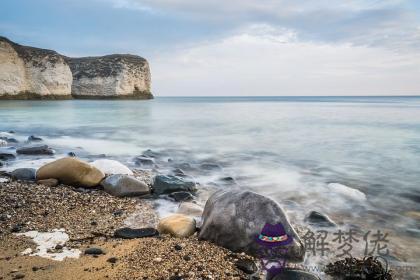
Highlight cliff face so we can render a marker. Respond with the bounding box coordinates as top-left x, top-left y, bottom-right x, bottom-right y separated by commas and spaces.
0, 37, 153, 100
0, 36, 73, 99
66, 55, 152, 99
